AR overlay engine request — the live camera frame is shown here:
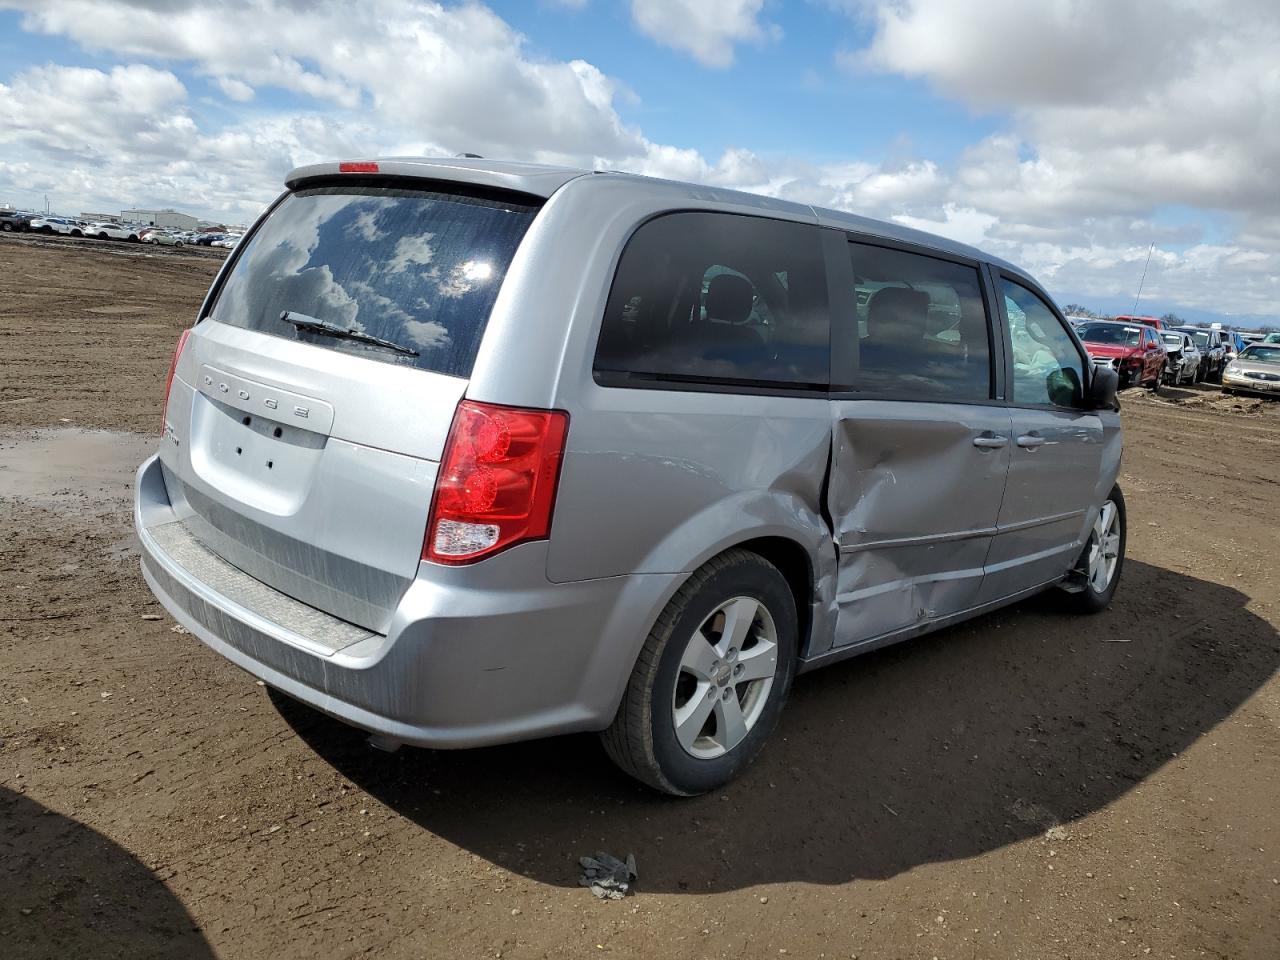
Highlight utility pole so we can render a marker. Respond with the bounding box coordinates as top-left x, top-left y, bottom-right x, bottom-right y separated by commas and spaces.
1132, 242, 1155, 315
